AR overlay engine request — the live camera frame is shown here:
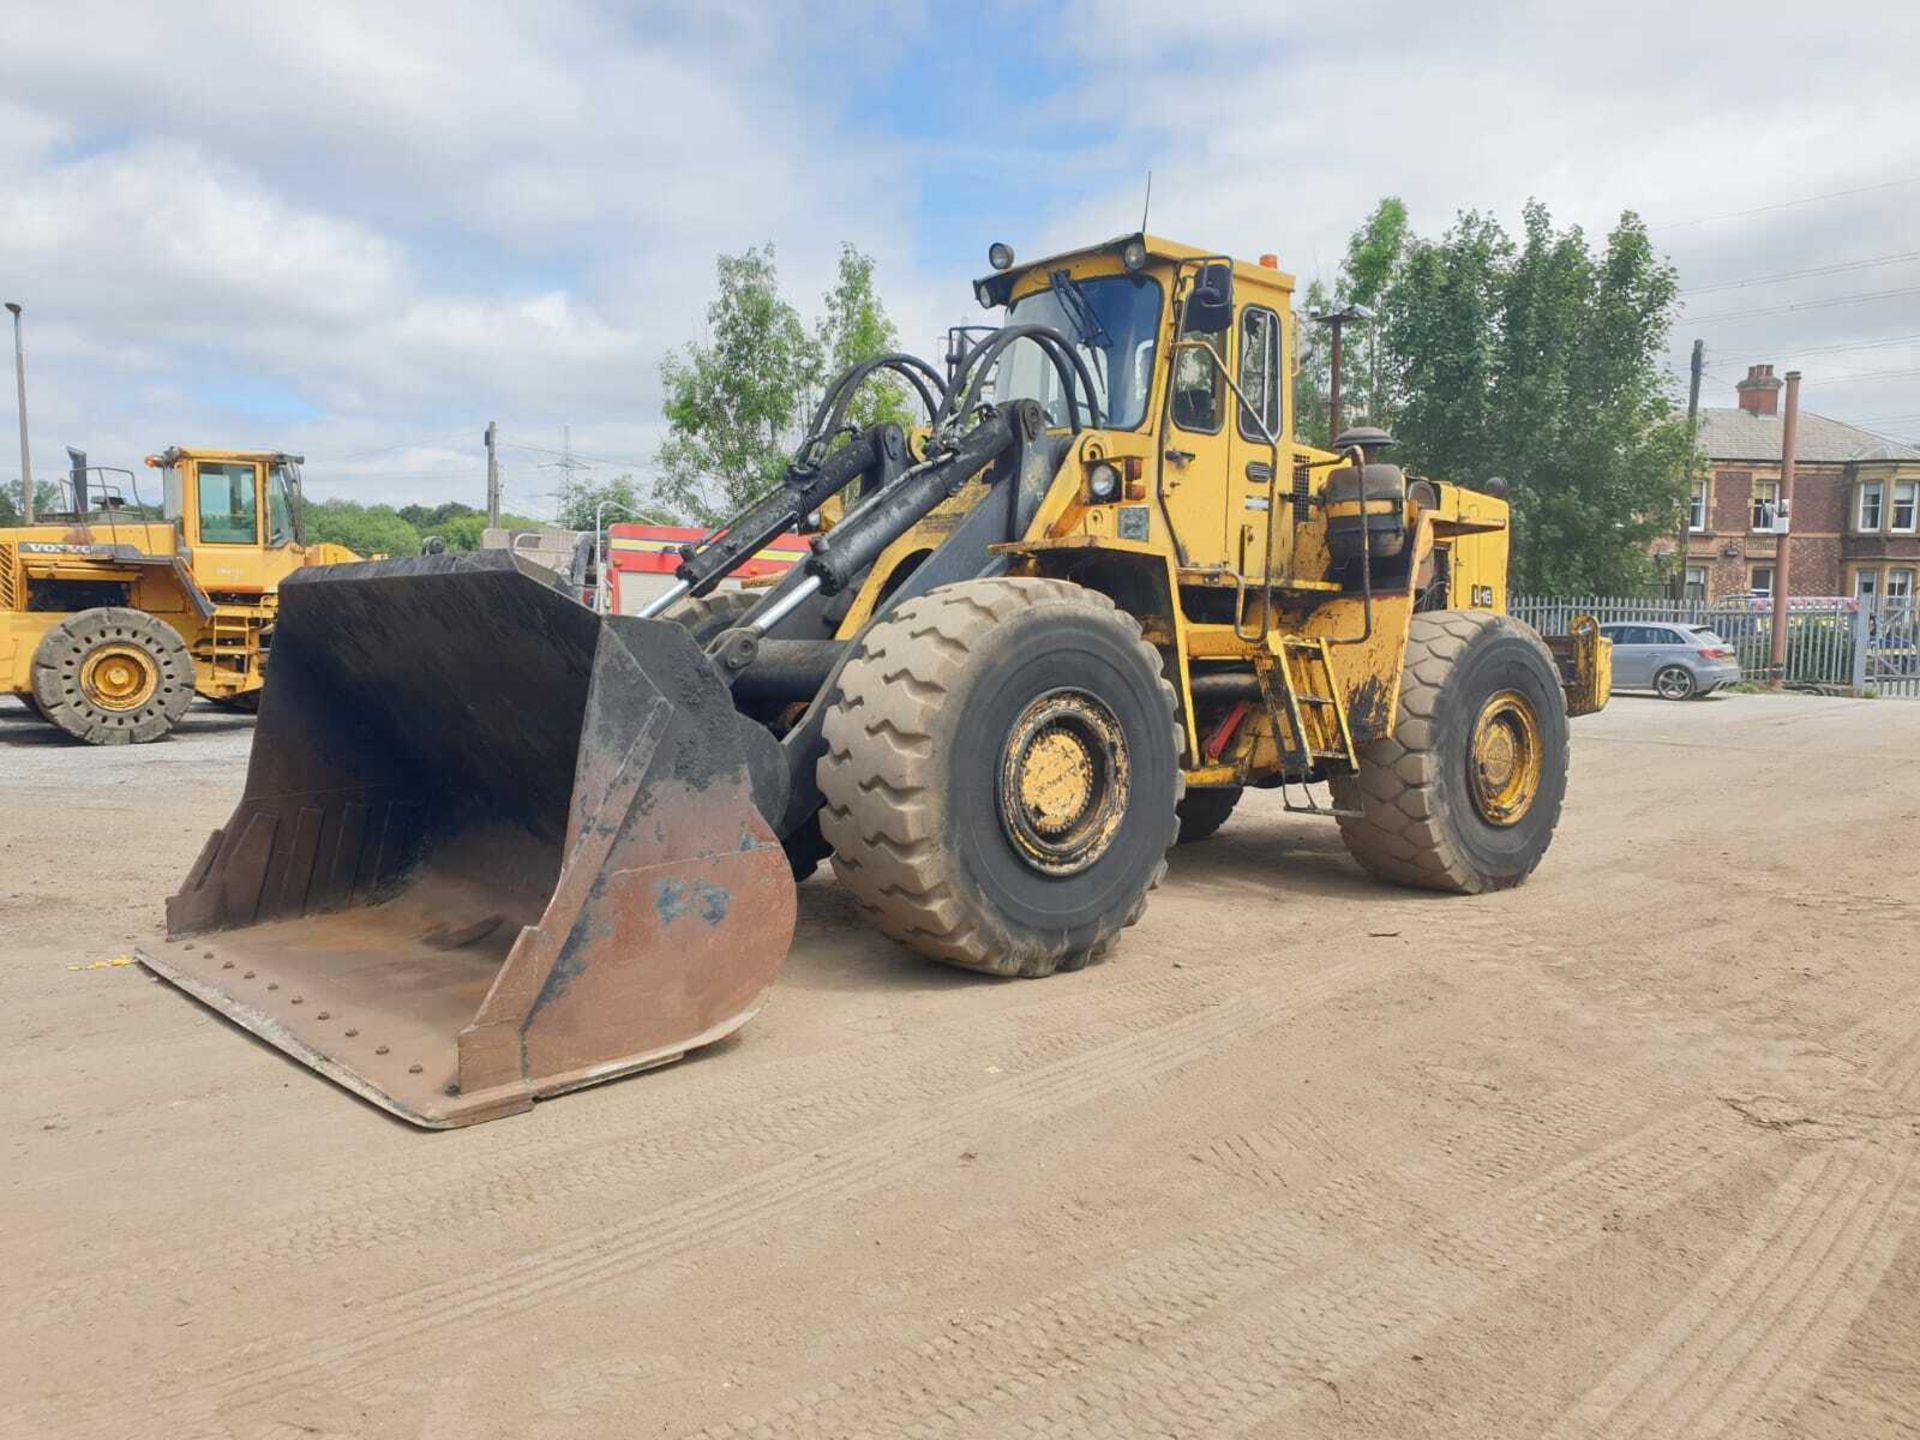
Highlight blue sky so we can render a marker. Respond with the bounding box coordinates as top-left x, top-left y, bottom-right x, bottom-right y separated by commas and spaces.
3, 0, 1917, 515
